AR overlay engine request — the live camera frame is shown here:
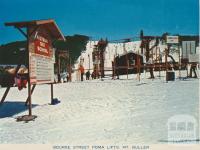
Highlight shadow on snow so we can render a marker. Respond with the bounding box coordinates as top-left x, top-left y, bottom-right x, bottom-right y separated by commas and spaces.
0, 101, 38, 118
